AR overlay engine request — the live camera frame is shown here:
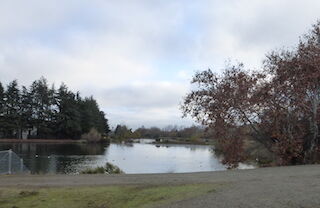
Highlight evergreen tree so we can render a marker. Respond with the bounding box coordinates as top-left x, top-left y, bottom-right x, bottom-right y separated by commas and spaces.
4, 80, 21, 138
79, 97, 110, 135
98, 110, 110, 135
29, 77, 56, 138
55, 84, 82, 139
20, 86, 33, 135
